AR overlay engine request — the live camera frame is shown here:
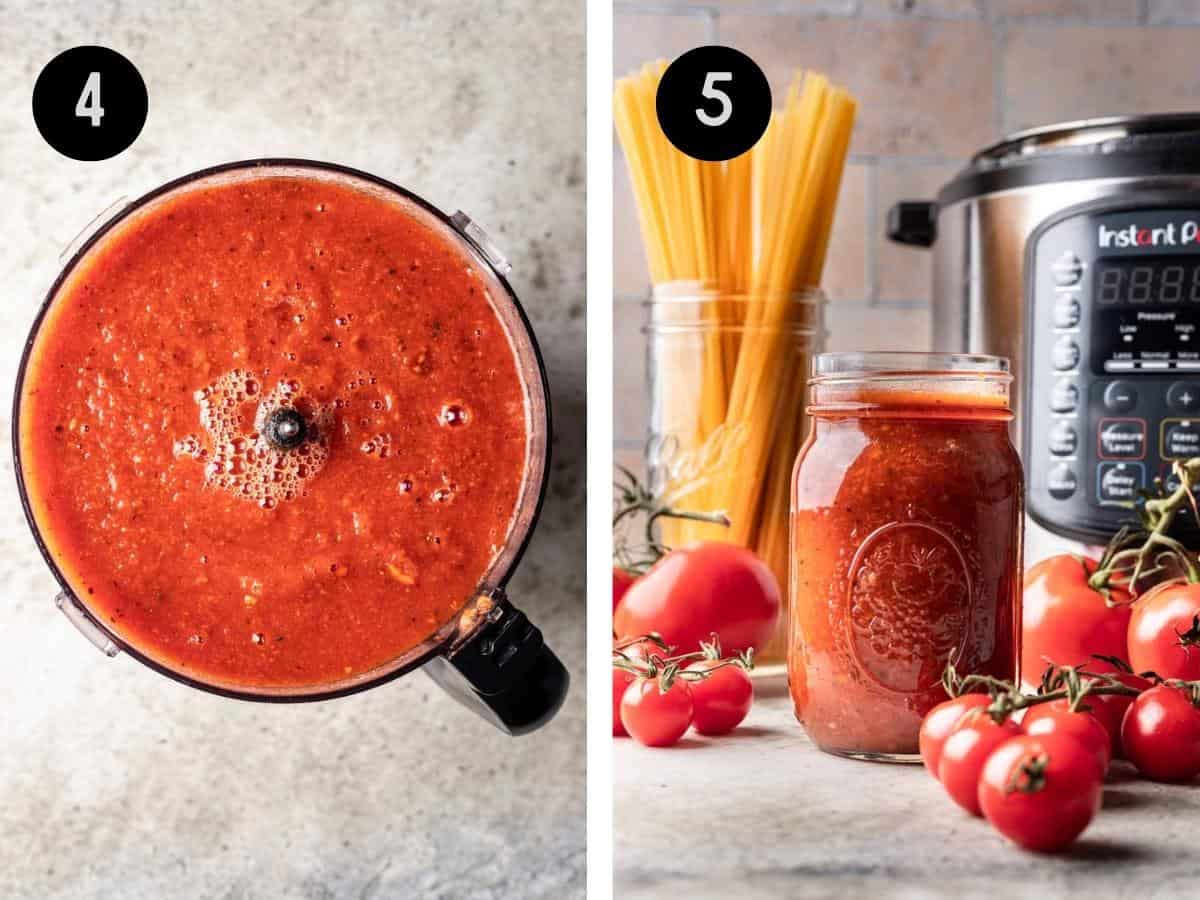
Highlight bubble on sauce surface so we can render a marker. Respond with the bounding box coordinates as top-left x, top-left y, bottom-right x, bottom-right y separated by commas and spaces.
177, 368, 336, 508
